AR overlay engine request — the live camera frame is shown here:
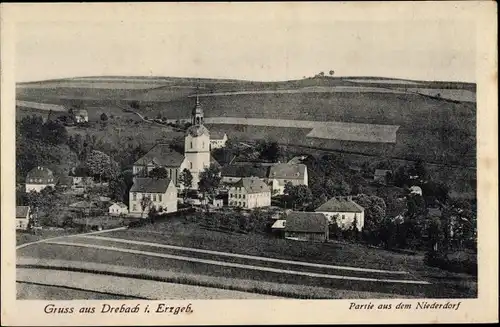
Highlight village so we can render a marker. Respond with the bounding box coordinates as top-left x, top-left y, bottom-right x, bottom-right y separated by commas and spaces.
16, 95, 477, 267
